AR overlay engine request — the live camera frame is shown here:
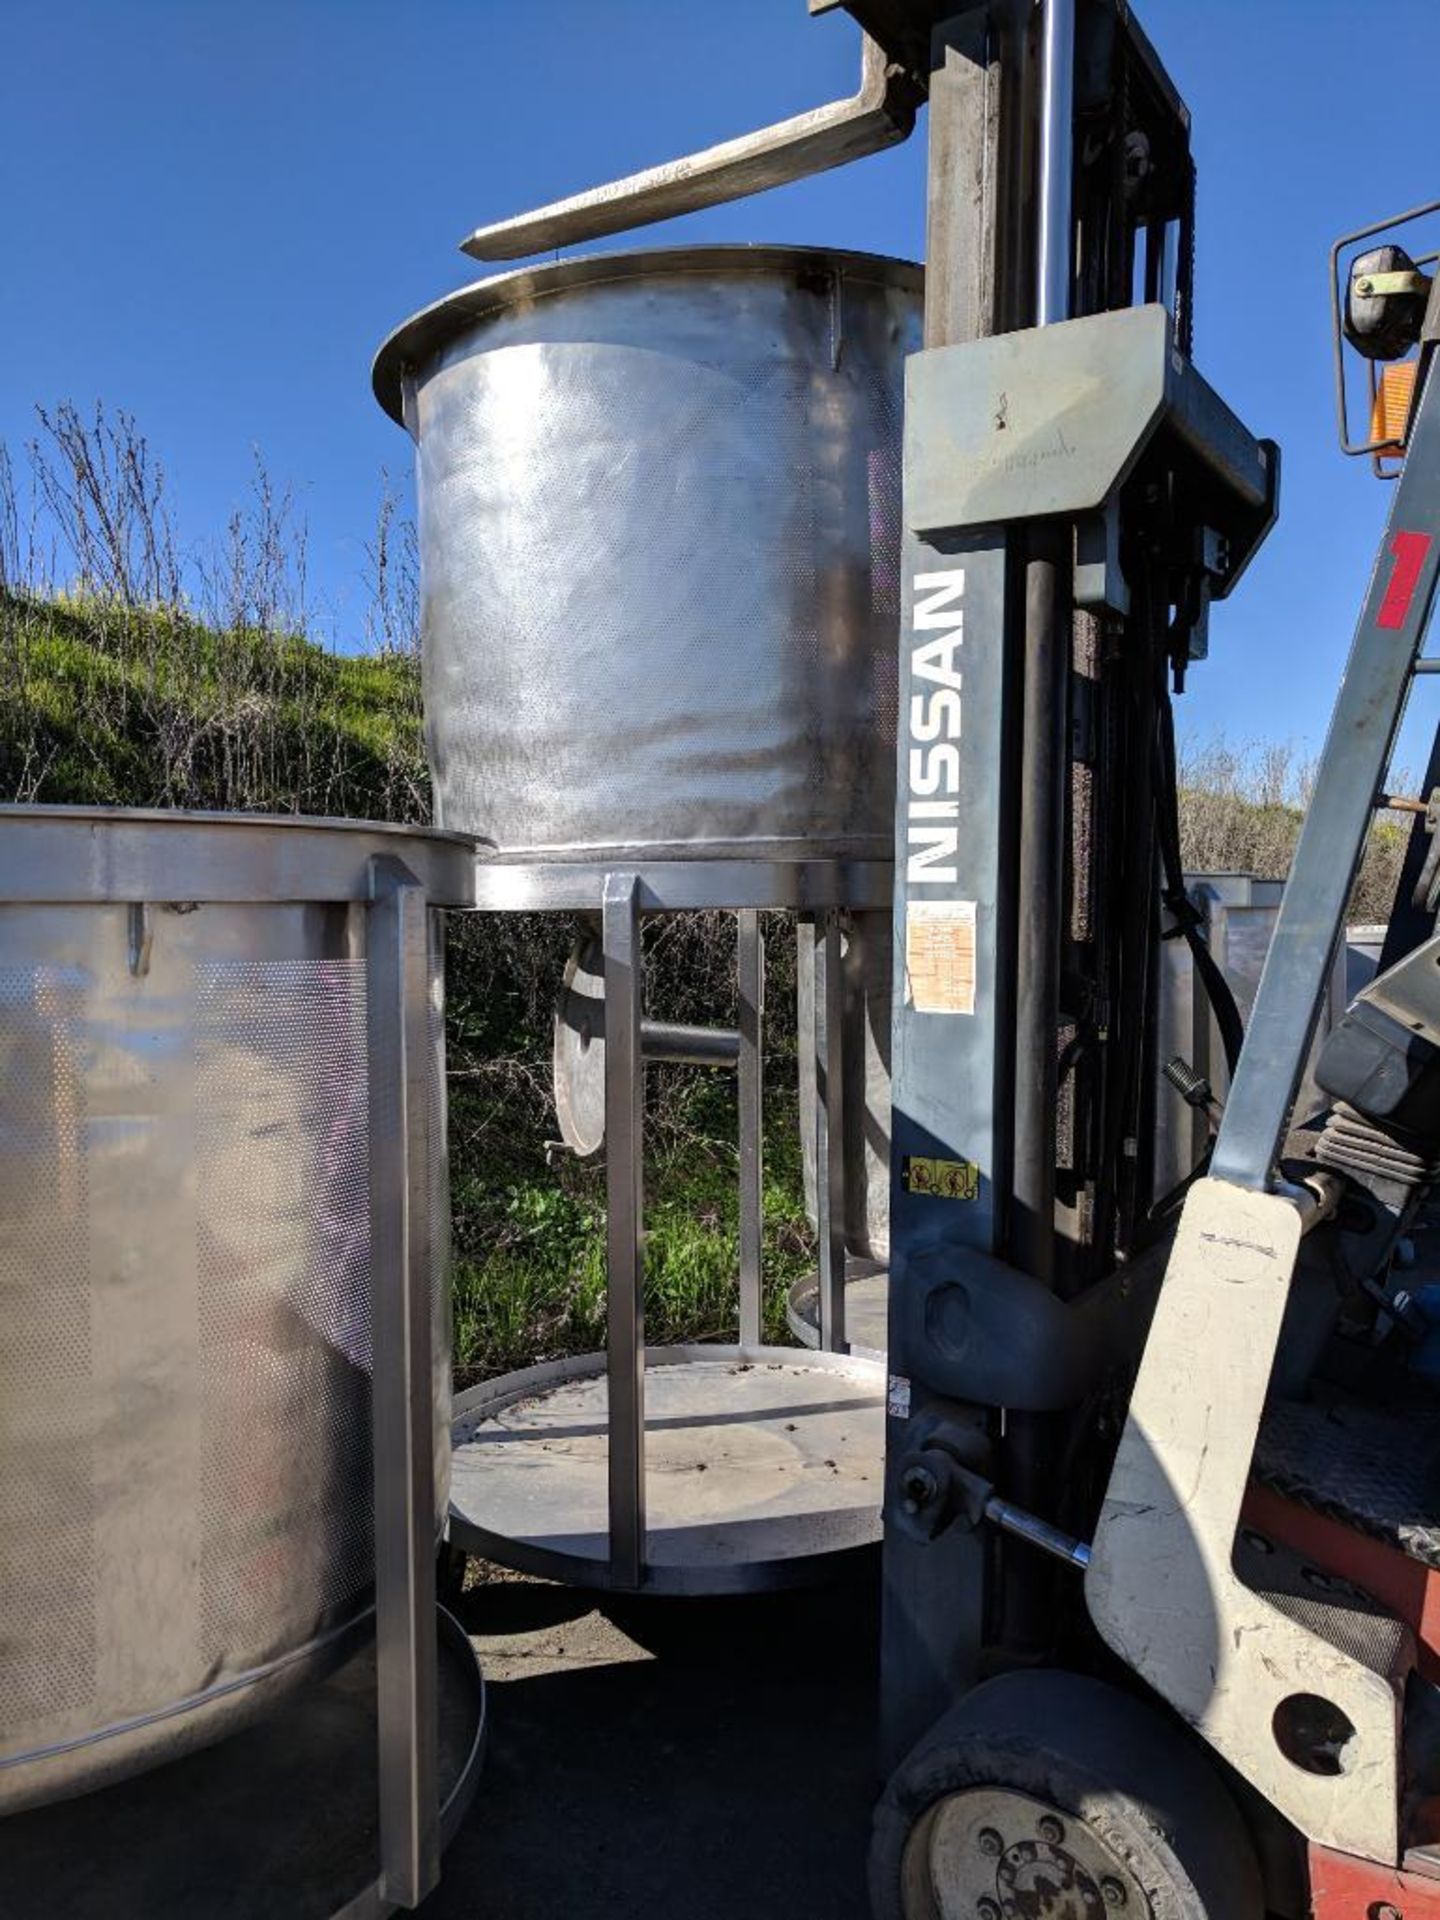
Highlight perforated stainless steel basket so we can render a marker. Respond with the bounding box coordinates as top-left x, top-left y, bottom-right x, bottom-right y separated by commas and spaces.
374, 245, 921, 870
0, 809, 473, 1813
